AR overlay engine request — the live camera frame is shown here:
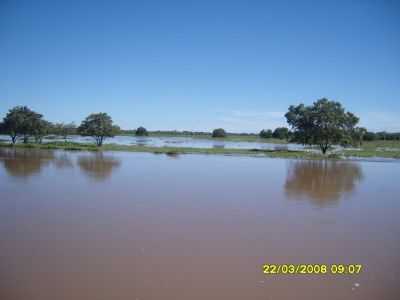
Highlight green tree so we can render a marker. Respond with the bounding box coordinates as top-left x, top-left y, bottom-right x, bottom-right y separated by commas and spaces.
272, 127, 289, 140
351, 127, 367, 147
135, 126, 148, 136
376, 131, 388, 140
284, 104, 314, 145
2, 106, 44, 144
259, 129, 272, 138
32, 120, 51, 144
285, 98, 360, 154
212, 128, 226, 138
363, 131, 376, 141
77, 113, 118, 146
